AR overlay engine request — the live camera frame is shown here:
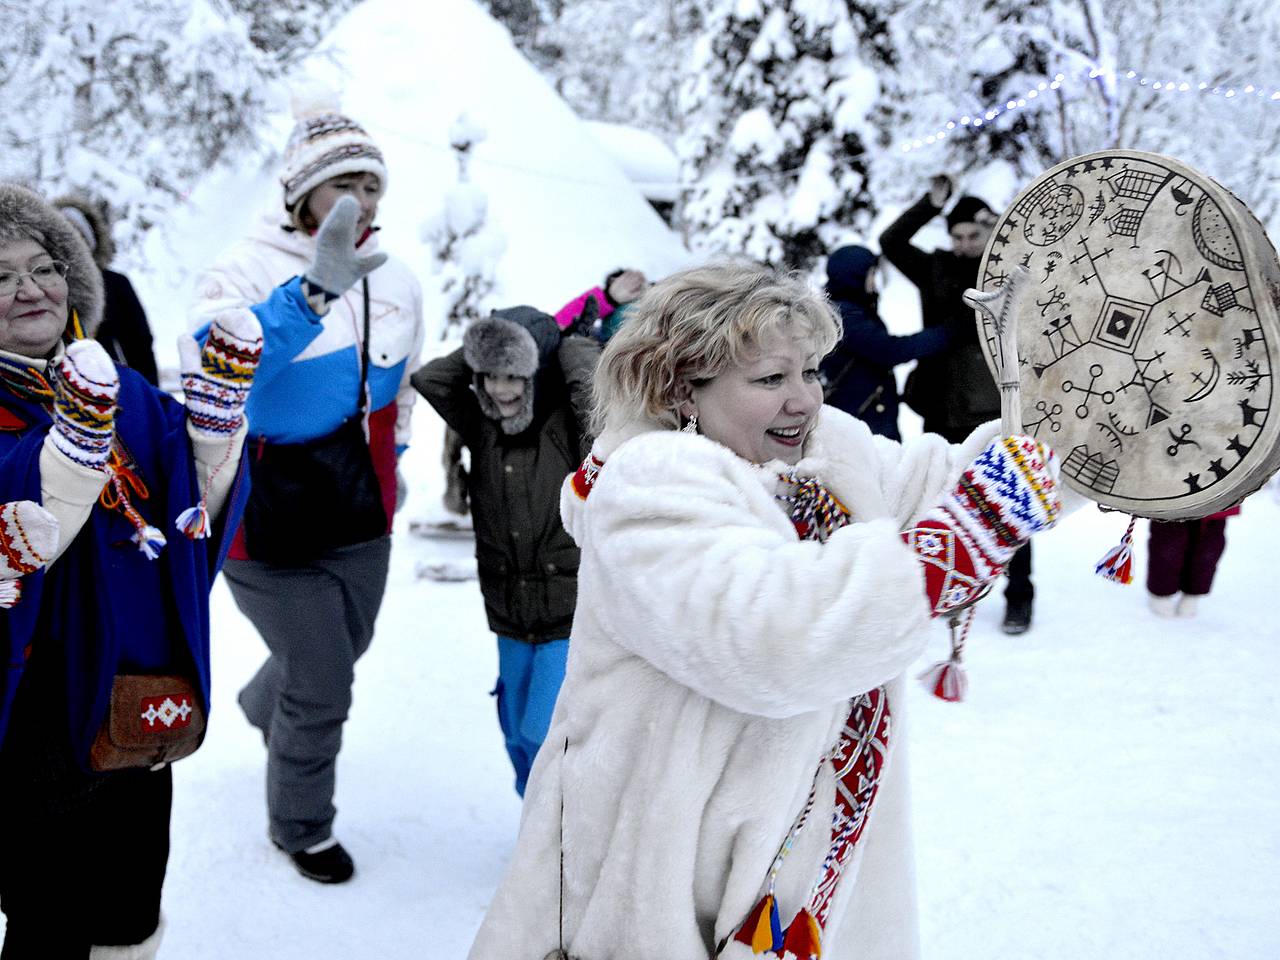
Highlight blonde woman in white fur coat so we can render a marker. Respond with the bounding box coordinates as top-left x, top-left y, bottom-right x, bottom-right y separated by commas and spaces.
468, 261, 1061, 960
